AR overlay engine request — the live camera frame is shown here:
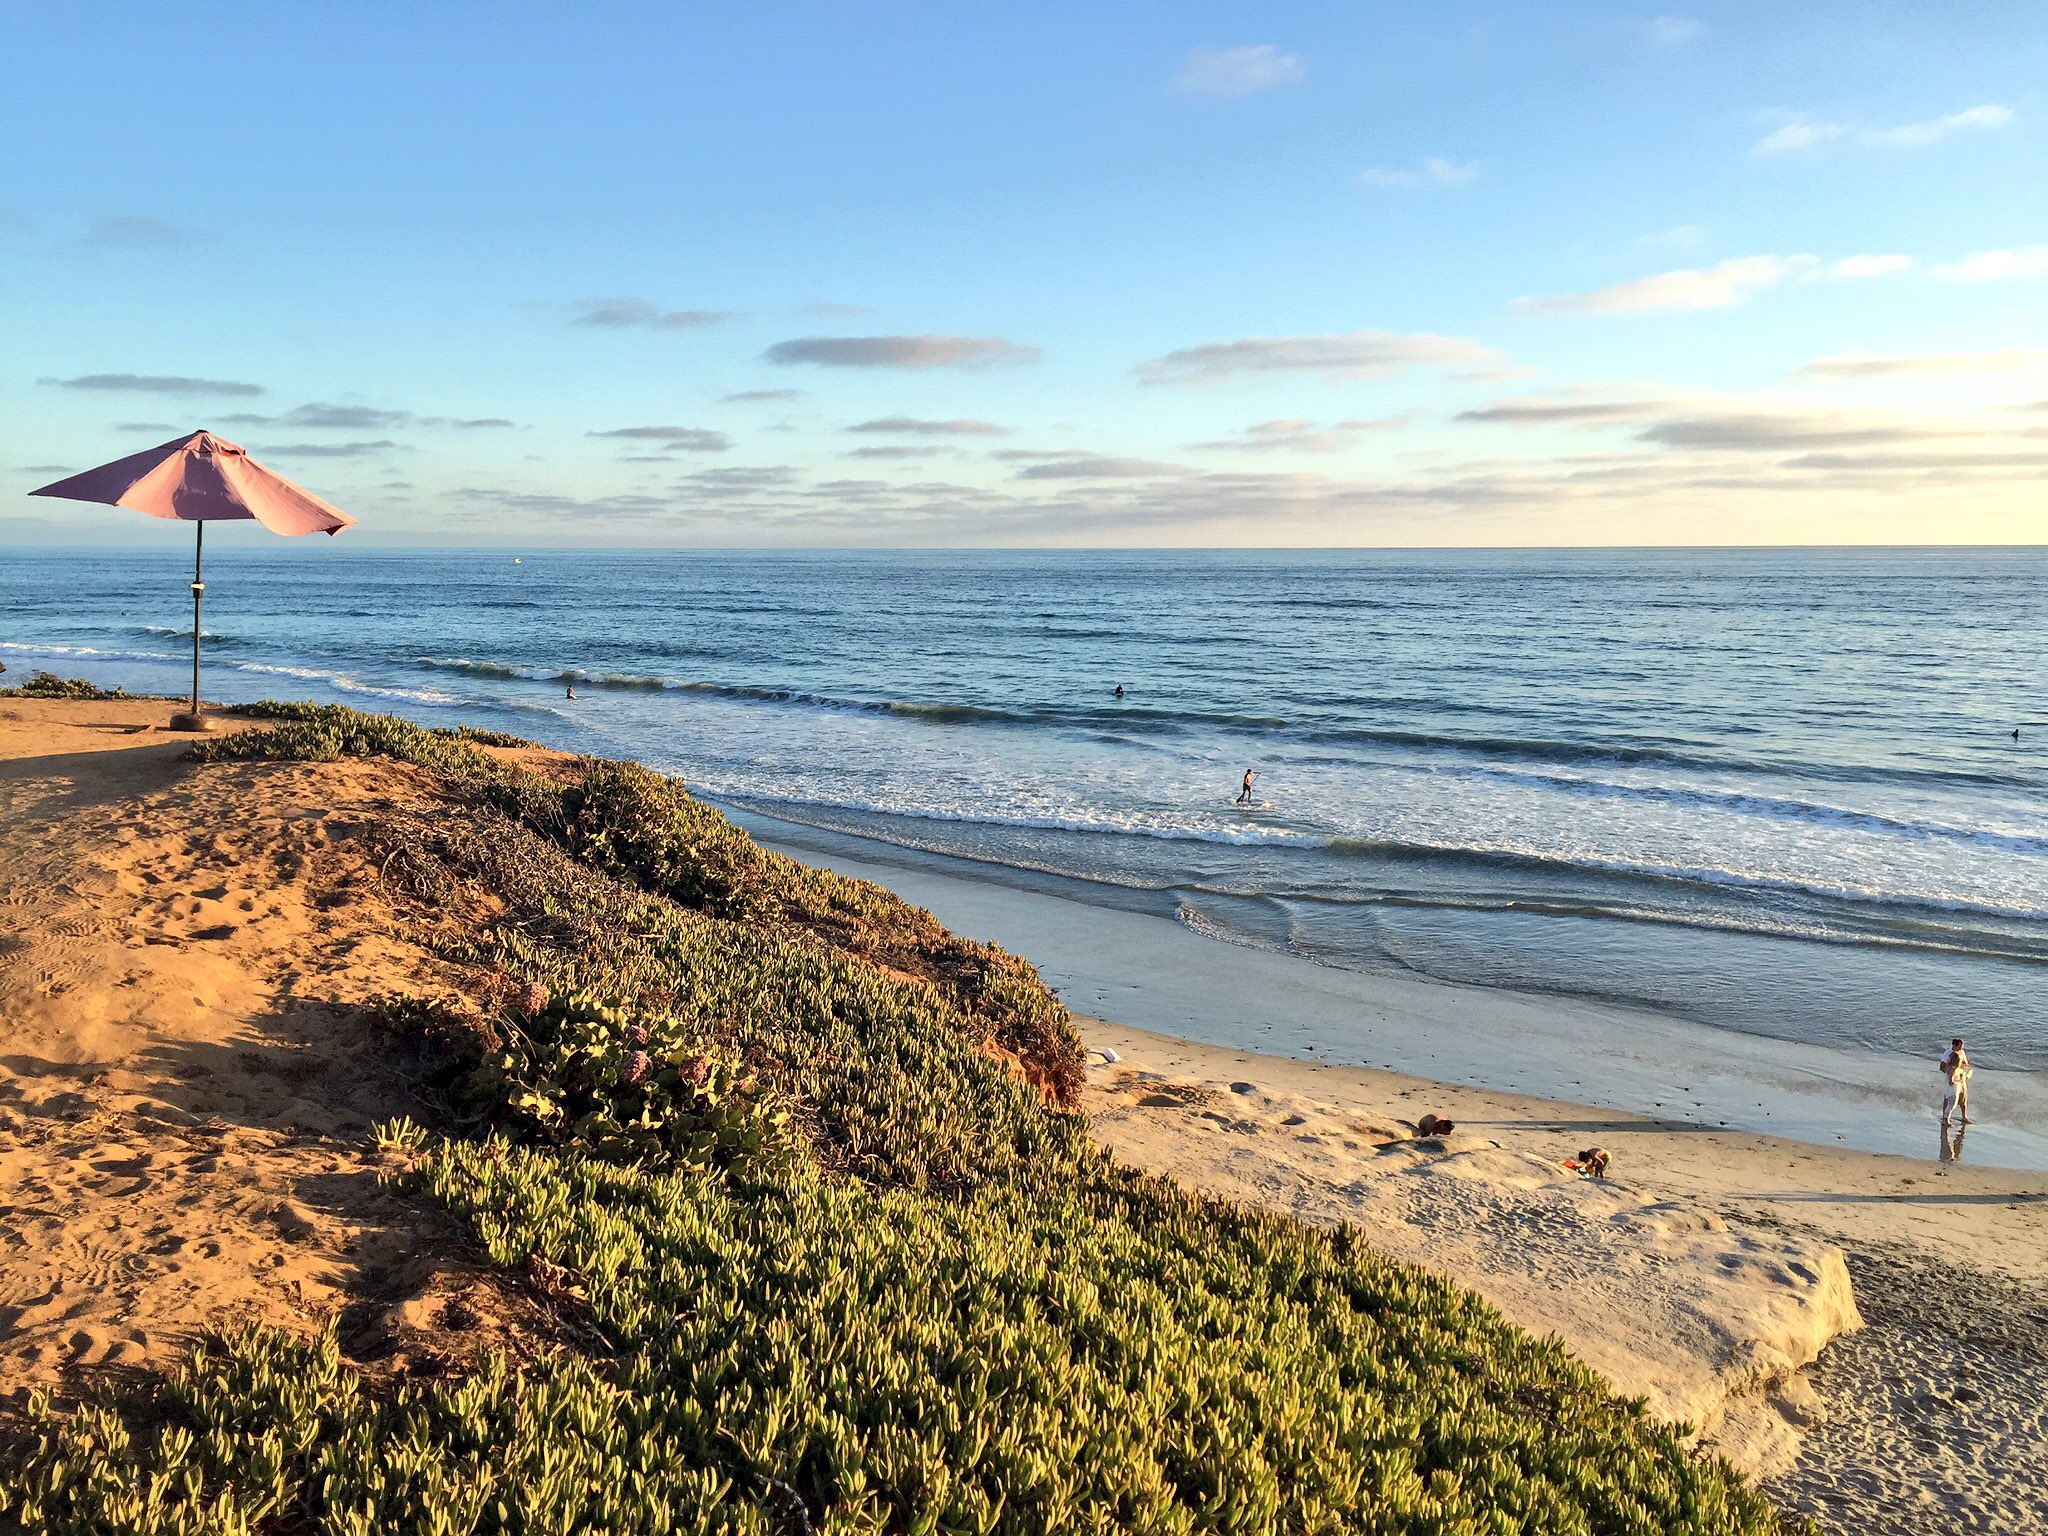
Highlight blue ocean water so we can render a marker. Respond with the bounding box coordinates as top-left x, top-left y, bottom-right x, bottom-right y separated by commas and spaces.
5, 544, 2045, 1068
